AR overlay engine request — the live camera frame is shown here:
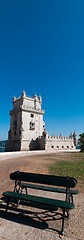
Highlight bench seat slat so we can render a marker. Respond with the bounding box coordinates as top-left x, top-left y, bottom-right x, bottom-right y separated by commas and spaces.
3, 191, 74, 209
21, 183, 79, 195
